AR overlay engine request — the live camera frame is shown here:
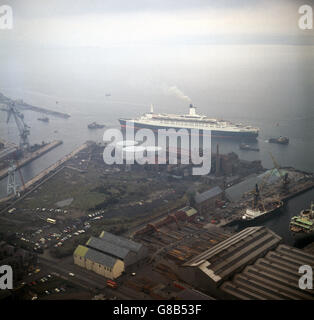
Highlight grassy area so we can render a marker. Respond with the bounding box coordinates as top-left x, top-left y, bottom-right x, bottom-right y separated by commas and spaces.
16, 166, 174, 212
20, 167, 106, 211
